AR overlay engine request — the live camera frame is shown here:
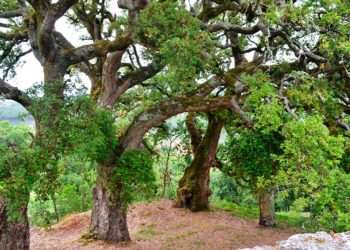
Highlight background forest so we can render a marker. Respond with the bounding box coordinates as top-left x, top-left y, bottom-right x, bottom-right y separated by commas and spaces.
1, 0, 350, 250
